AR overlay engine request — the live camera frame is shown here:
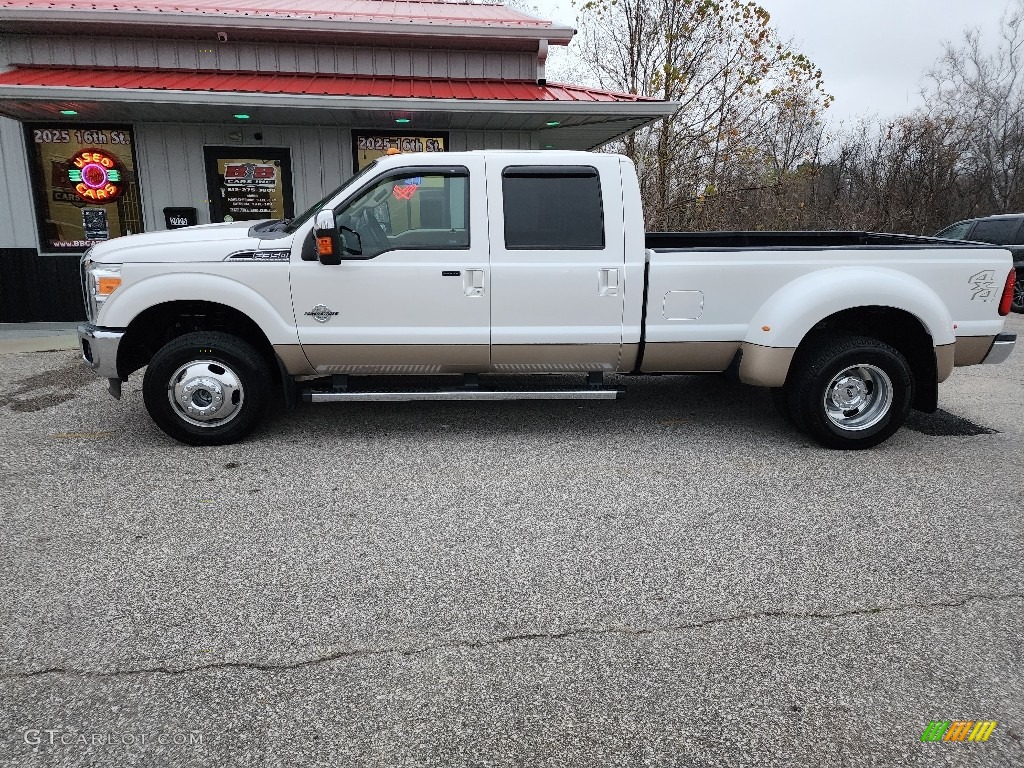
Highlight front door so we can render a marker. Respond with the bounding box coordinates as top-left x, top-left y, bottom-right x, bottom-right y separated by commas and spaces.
290, 158, 489, 374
